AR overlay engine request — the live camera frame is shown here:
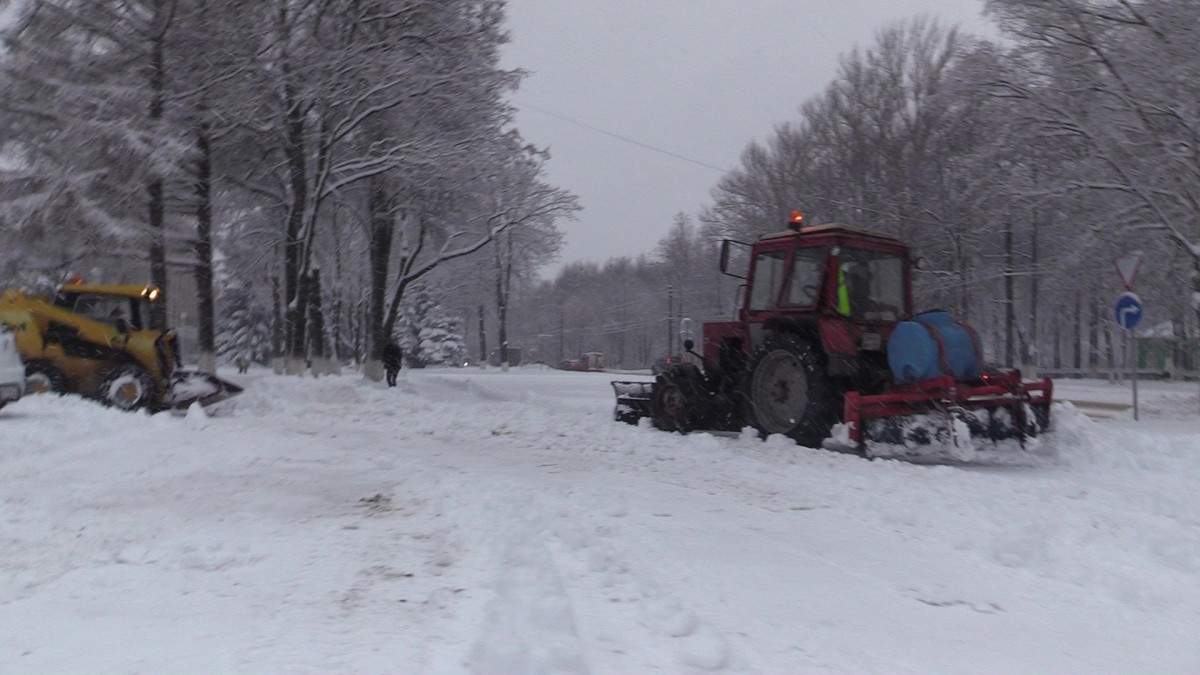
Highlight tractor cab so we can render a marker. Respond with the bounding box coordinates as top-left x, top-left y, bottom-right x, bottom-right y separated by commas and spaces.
737, 212, 912, 324
713, 212, 913, 382
742, 237, 909, 322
